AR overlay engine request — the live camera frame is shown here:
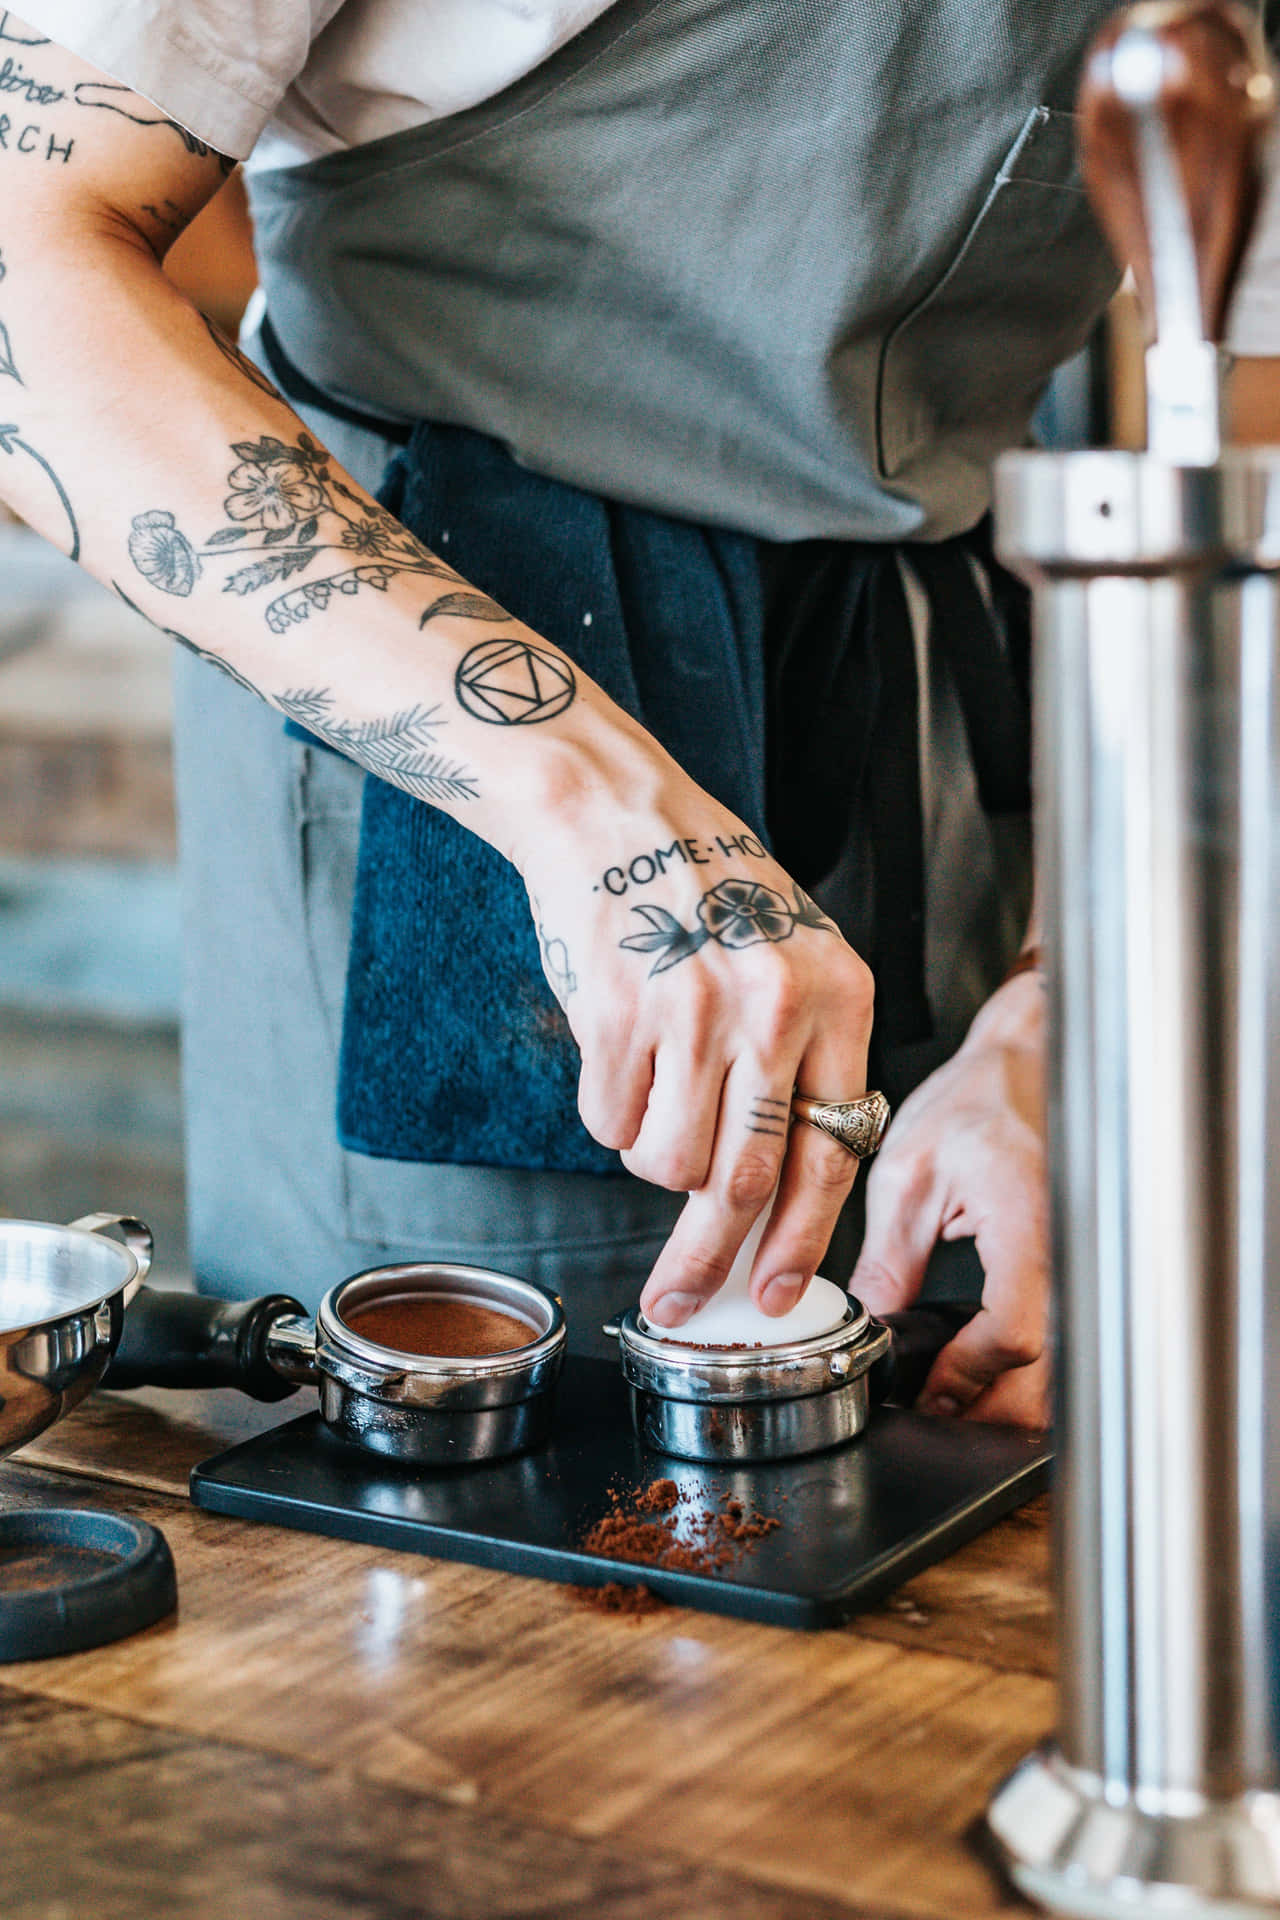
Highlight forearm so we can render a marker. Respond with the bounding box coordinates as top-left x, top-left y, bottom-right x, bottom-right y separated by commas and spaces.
0, 215, 665, 870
